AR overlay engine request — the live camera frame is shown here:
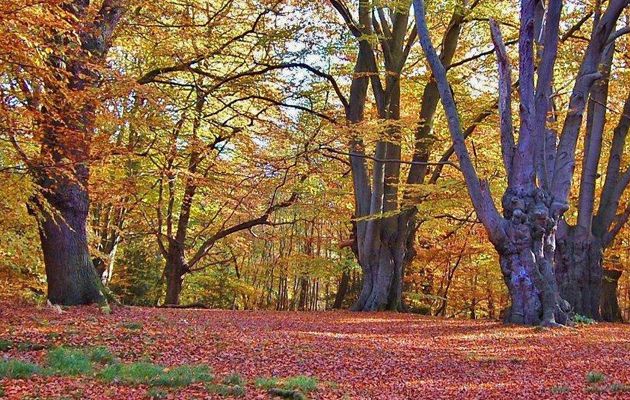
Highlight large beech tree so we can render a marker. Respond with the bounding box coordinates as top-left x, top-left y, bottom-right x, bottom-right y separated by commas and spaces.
413, 0, 628, 325
328, 0, 490, 311
7, 0, 126, 305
